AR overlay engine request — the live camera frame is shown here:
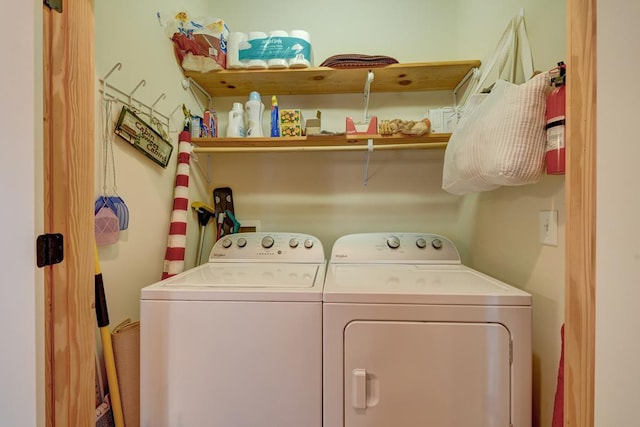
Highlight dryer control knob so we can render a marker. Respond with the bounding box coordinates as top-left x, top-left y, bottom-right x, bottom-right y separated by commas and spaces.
416, 238, 427, 249
387, 236, 400, 249
261, 236, 275, 249
431, 238, 443, 250
221, 238, 233, 248
289, 238, 299, 248
304, 239, 314, 249
237, 237, 247, 248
